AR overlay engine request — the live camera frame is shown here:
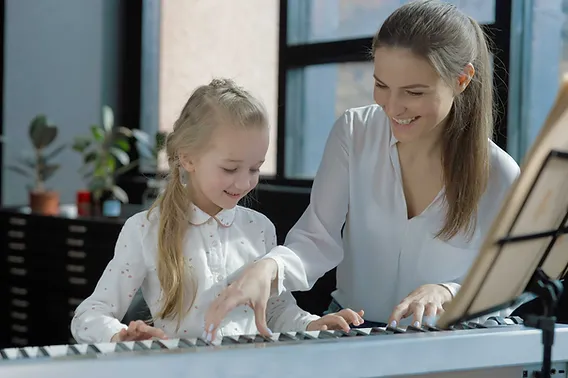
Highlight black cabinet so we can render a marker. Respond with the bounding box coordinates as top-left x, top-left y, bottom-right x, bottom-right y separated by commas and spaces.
0, 206, 137, 348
